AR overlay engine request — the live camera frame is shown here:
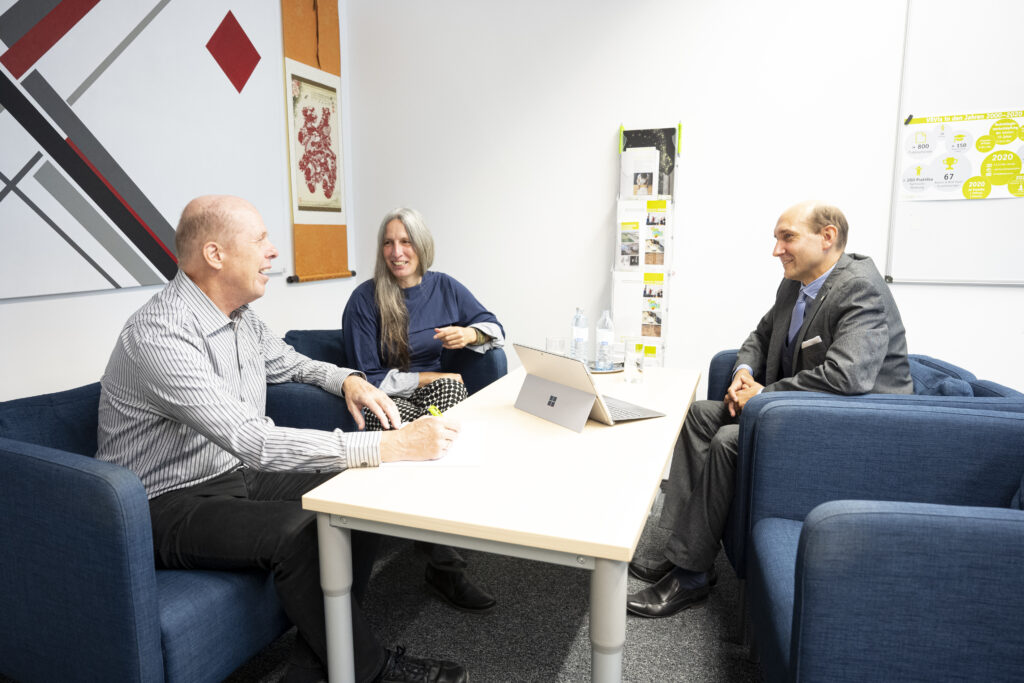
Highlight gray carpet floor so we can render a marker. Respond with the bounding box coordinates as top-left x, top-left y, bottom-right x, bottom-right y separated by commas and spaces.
226, 495, 762, 682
